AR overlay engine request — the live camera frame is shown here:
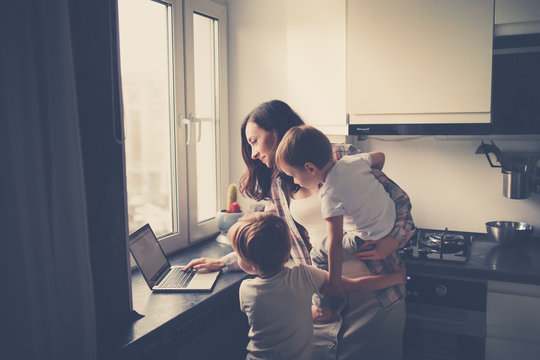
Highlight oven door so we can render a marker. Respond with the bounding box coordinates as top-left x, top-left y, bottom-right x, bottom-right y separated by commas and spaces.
404, 274, 487, 360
